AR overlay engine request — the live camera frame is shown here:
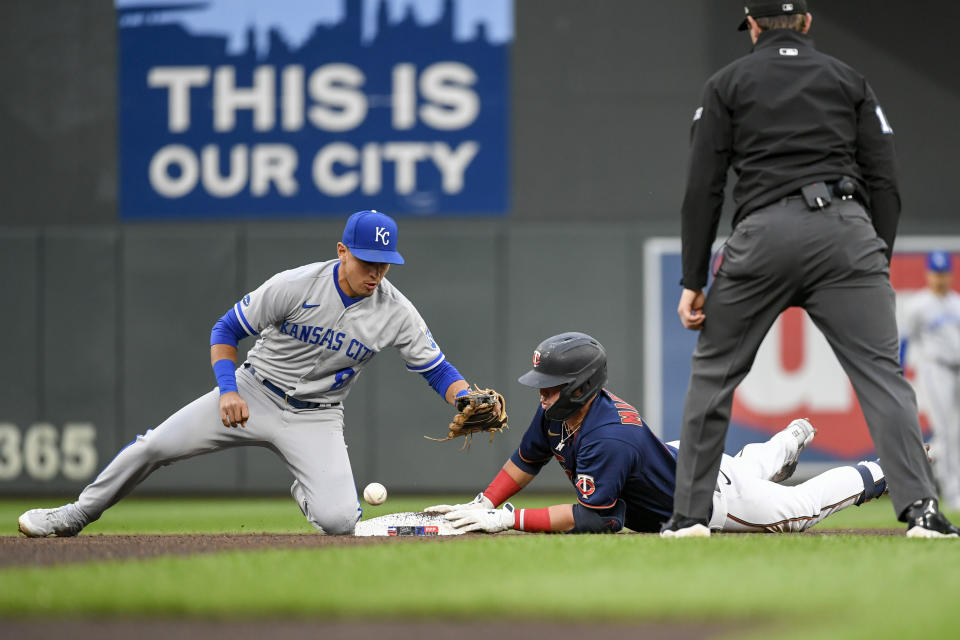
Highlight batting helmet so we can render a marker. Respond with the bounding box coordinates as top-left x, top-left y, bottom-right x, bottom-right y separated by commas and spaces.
518, 332, 607, 421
